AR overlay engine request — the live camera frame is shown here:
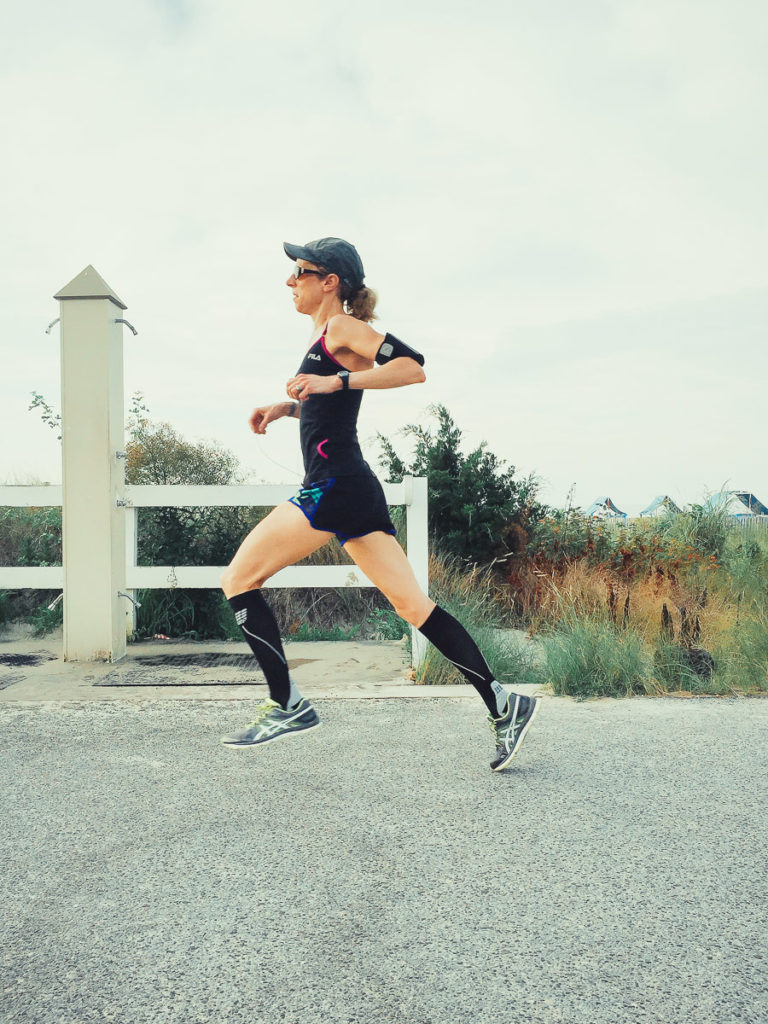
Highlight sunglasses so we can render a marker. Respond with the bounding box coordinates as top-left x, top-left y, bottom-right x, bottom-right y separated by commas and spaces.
293, 265, 327, 280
